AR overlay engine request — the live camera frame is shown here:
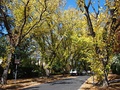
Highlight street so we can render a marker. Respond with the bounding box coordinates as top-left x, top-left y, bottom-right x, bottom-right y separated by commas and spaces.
22, 76, 89, 90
